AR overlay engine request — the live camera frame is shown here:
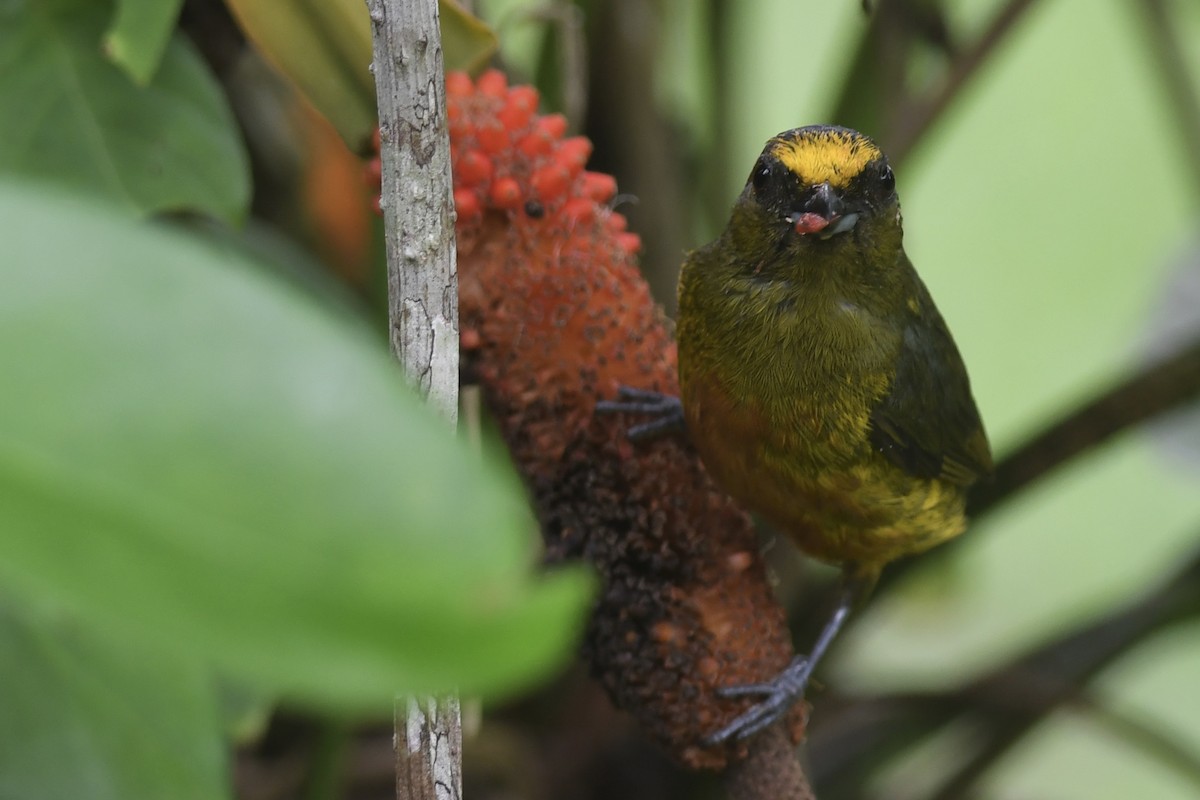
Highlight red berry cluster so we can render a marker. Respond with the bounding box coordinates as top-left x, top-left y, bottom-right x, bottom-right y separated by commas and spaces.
366, 69, 639, 255
444, 69, 640, 255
